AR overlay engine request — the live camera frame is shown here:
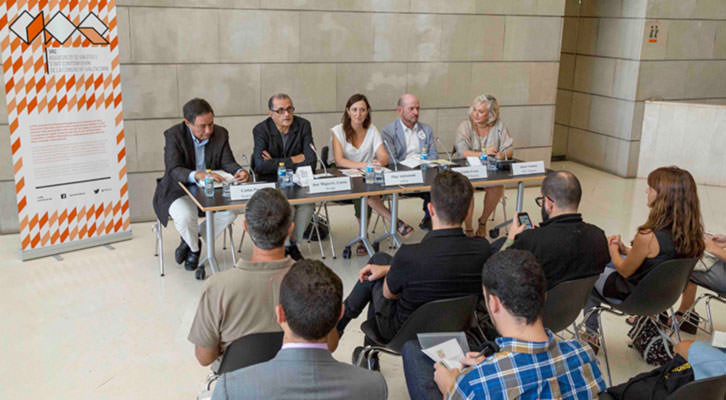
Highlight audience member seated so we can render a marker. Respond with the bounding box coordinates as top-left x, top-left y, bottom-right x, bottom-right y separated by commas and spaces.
152, 98, 249, 272
401, 250, 606, 399
381, 93, 438, 231
675, 232, 726, 331
496, 170, 610, 290
188, 188, 323, 367
212, 260, 388, 400
336, 170, 492, 367
454, 94, 513, 237
675, 340, 726, 380
583, 166, 705, 346
252, 93, 317, 260
331, 93, 414, 255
